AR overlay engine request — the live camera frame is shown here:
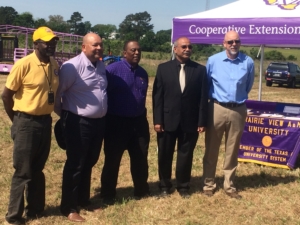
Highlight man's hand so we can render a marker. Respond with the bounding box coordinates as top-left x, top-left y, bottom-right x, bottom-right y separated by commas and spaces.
154, 124, 164, 133
197, 127, 206, 133
1, 87, 16, 122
